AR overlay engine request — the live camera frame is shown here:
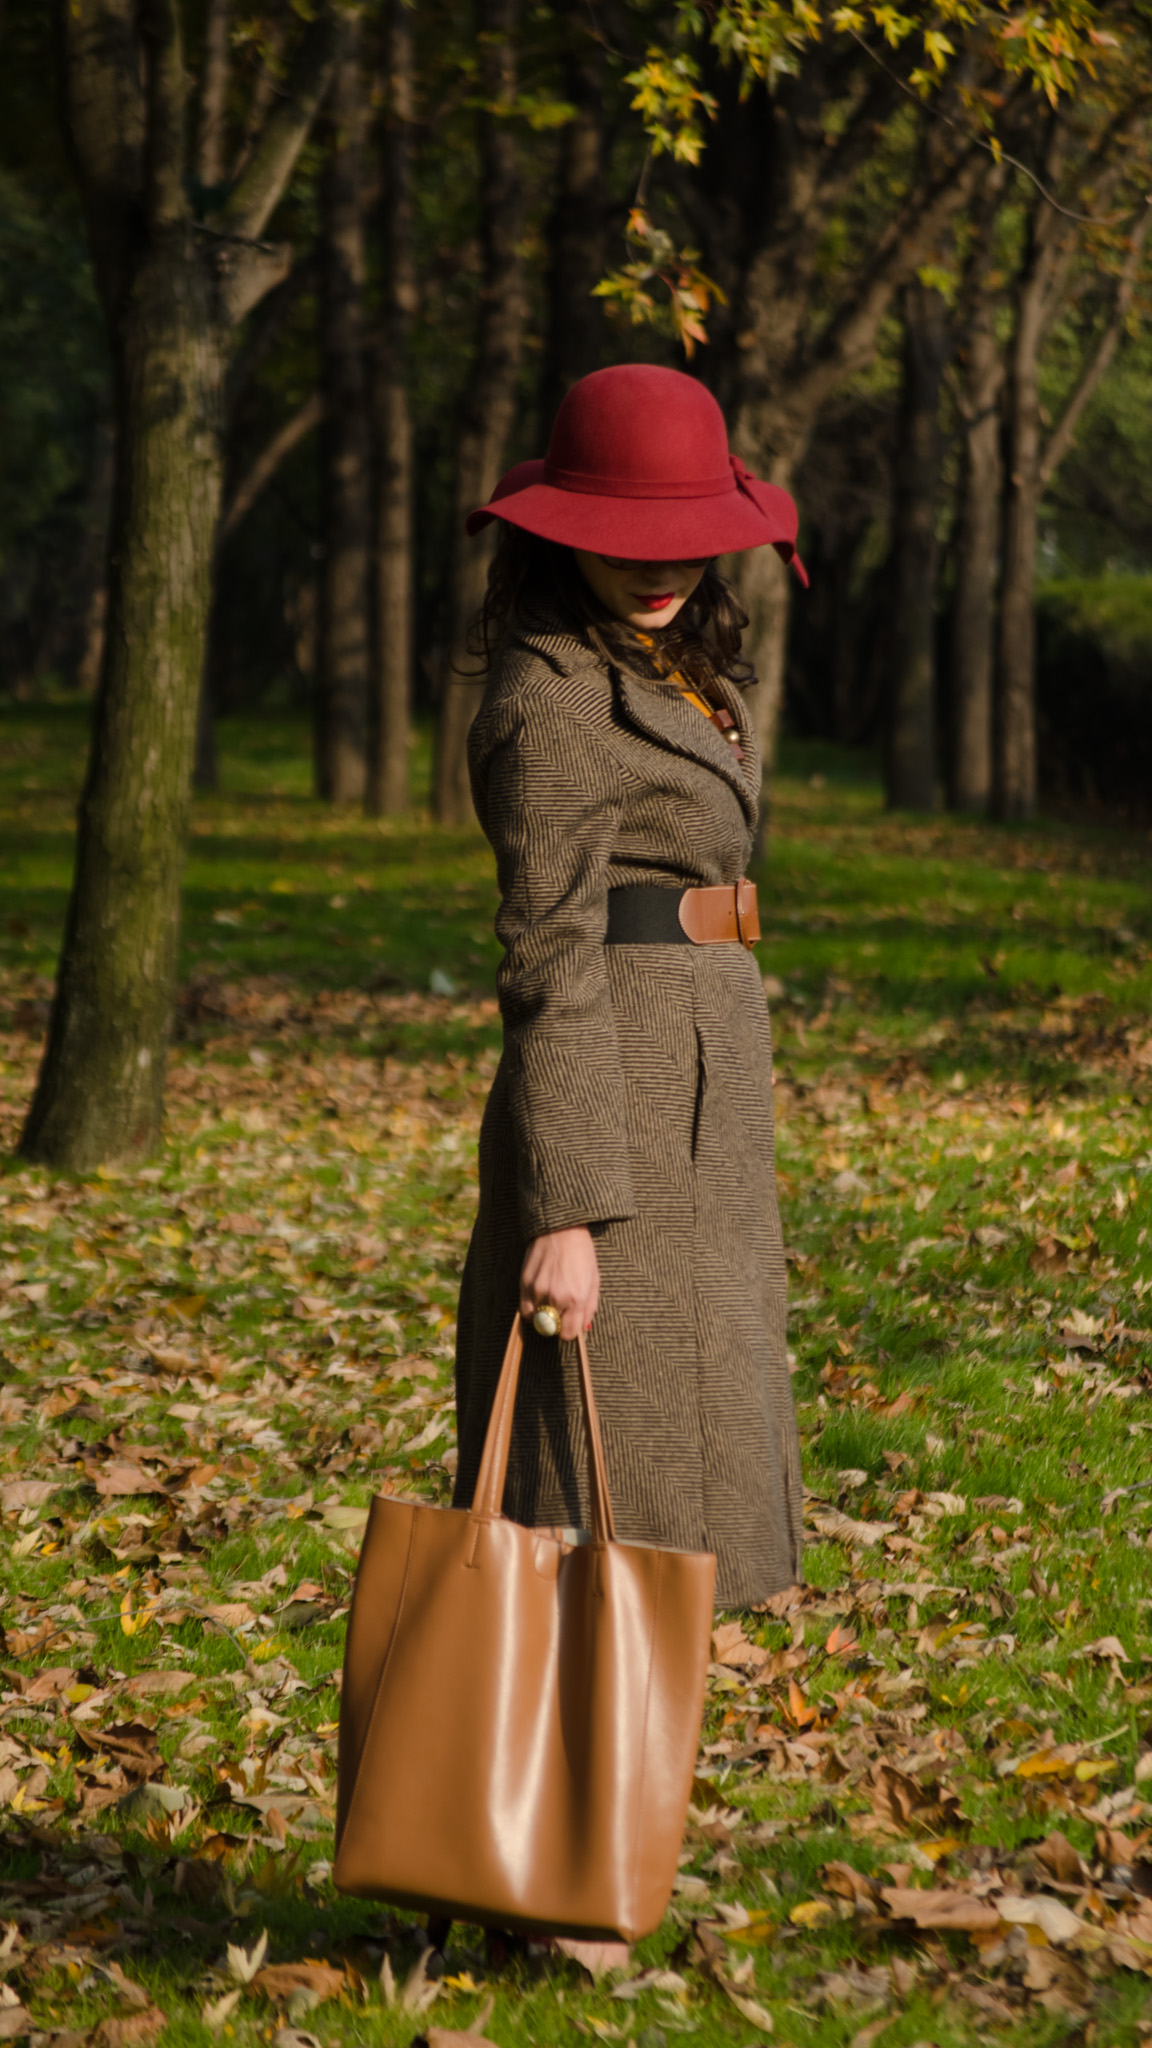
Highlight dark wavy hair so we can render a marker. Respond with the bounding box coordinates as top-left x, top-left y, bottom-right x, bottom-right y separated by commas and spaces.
464, 525, 753, 699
